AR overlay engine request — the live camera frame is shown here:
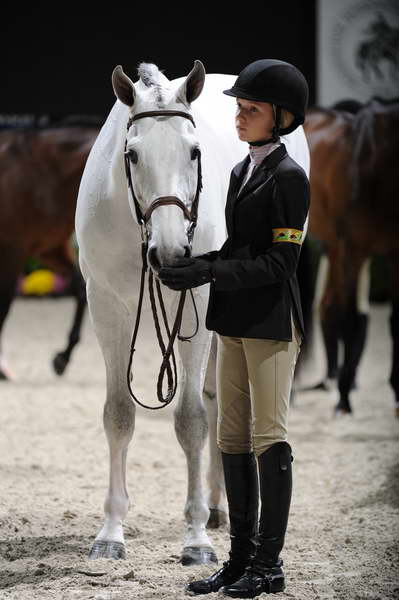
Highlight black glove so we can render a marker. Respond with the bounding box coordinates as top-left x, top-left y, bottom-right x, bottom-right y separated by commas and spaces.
158, 257, 214, 291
